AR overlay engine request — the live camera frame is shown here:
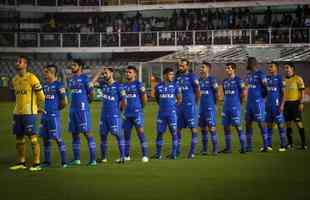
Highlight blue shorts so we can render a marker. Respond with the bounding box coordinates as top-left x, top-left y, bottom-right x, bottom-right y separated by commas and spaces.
245, 100, 266, 122
100, 115, 122, 136
13, 115, 37, 136
68, 110, 91, 134
123, 113, 144, 131
222, 106, 242, 126
266, 106, 284, 124
199, 107, 216, 128
177, 105, 198, 129
157, 113, 177, 134
40, 114, 61, 140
